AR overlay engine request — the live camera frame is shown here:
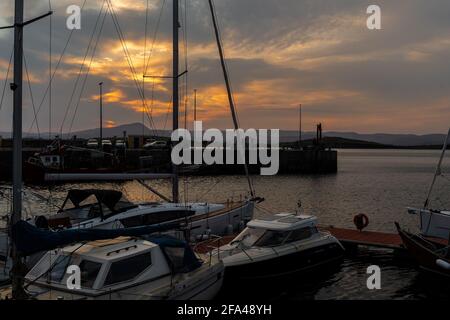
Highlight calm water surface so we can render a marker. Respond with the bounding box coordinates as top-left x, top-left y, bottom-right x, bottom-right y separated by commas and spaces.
1, 149, 450, 299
